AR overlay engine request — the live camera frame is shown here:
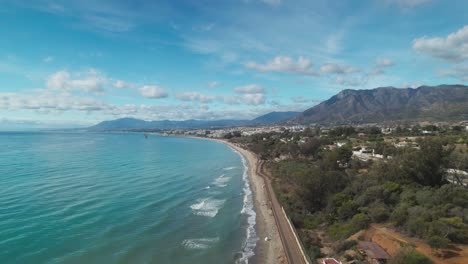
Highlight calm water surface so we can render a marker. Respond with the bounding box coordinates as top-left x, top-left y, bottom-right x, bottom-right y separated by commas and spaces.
0, 132, 256, 264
